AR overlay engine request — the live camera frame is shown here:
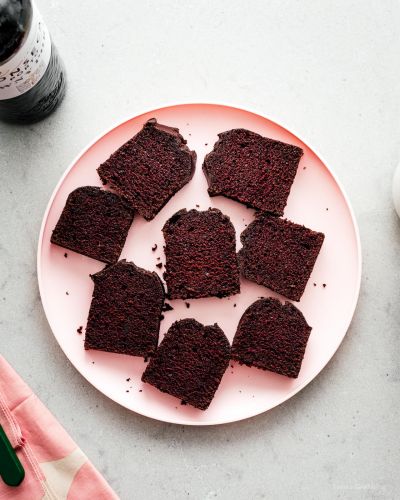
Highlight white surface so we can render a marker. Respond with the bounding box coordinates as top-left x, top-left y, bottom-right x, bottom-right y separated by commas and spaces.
0, 0, 399, 497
